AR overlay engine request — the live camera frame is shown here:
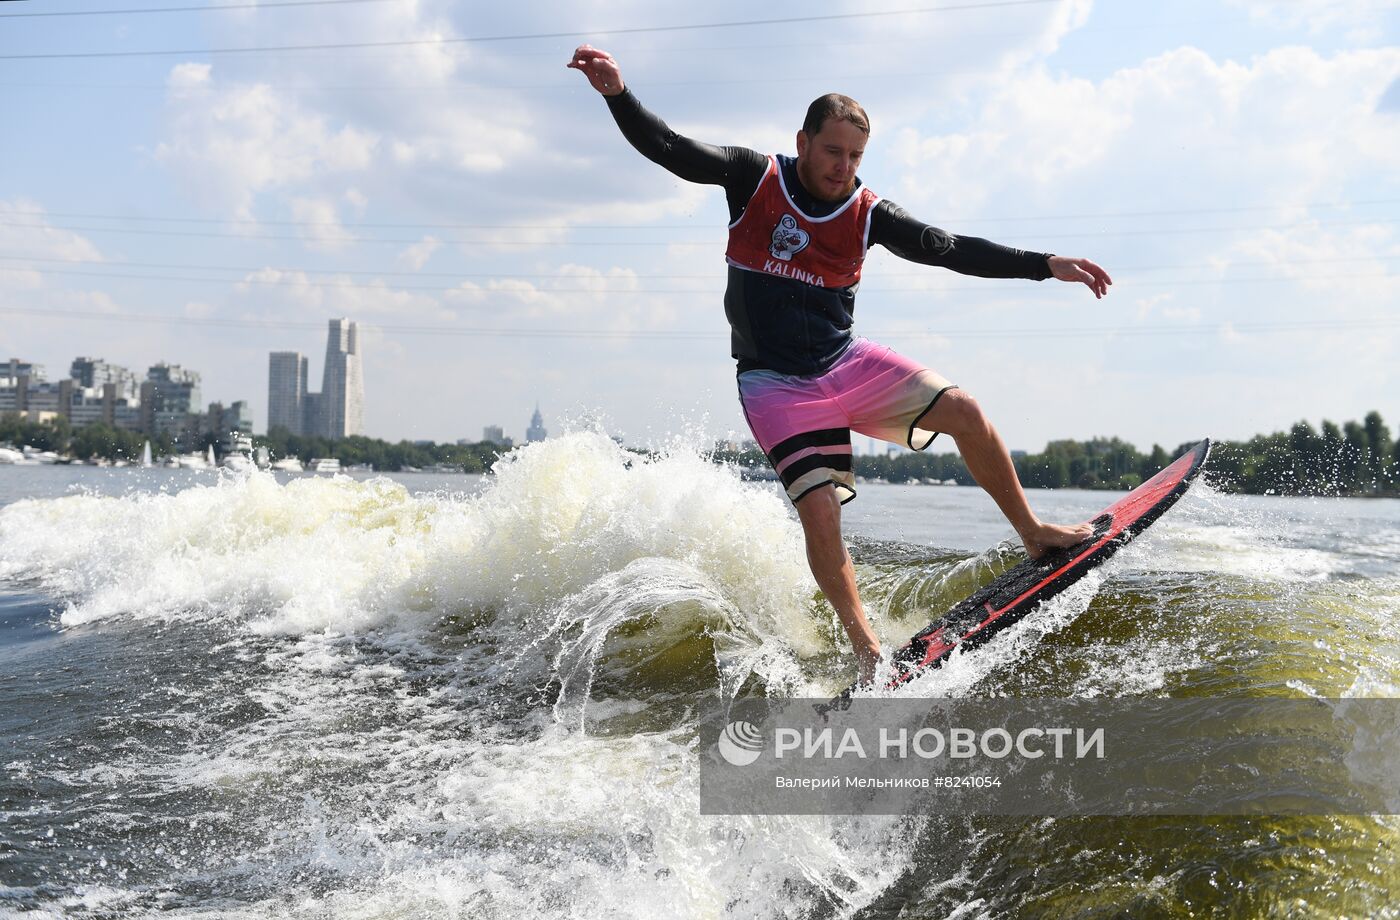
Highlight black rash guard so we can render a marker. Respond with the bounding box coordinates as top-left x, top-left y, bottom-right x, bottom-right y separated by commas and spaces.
605, 88, 1054, 376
